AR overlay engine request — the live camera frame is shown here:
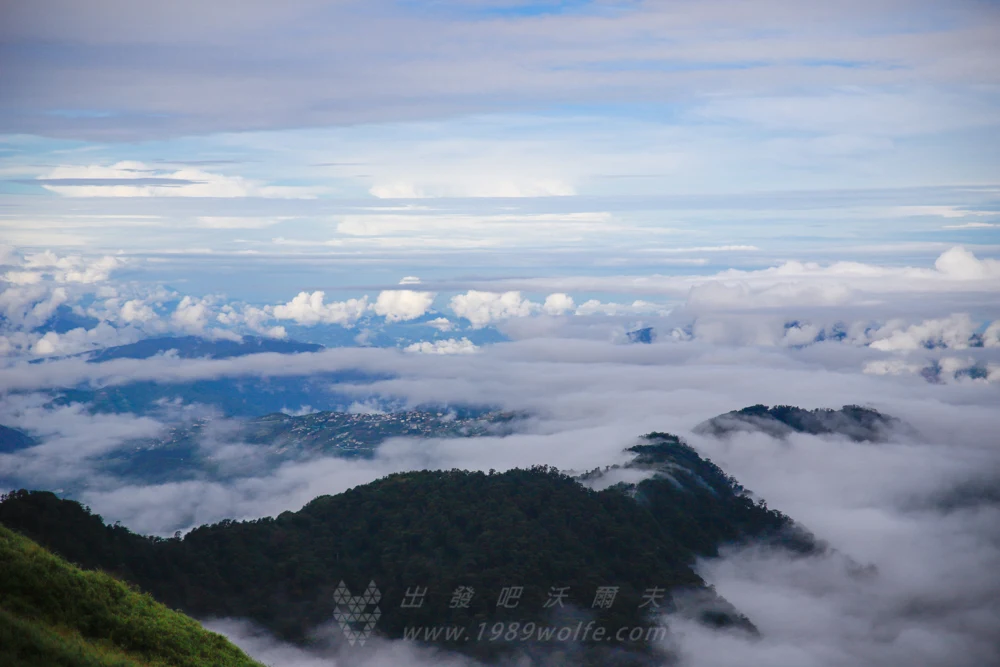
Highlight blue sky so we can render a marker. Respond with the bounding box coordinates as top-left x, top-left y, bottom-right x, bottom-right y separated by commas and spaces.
0, 0, 998, 300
